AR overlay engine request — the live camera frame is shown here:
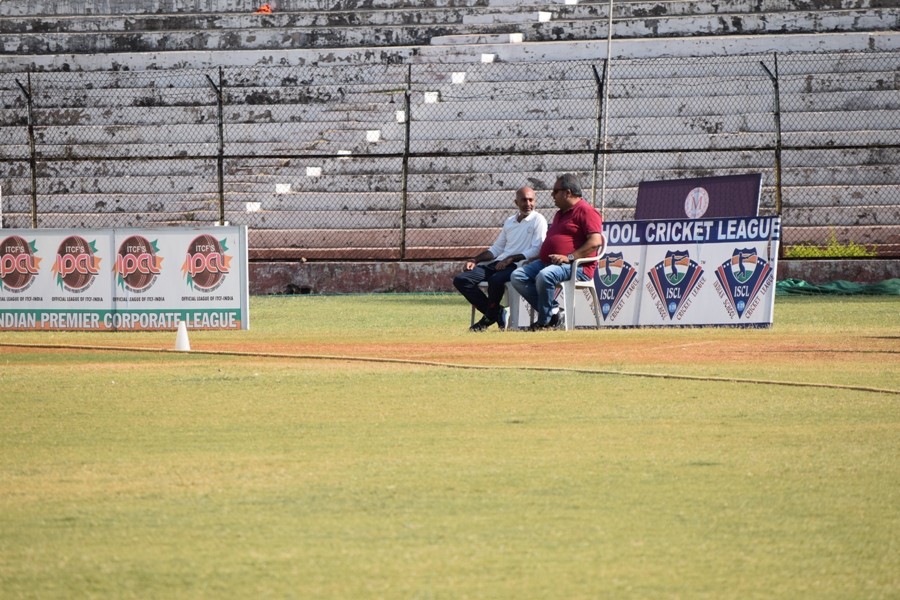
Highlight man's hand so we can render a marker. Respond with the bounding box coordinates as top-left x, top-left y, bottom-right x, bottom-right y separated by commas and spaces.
466, 251, 495, 271
496, 254, 525, 270
548, 253, 570, 265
